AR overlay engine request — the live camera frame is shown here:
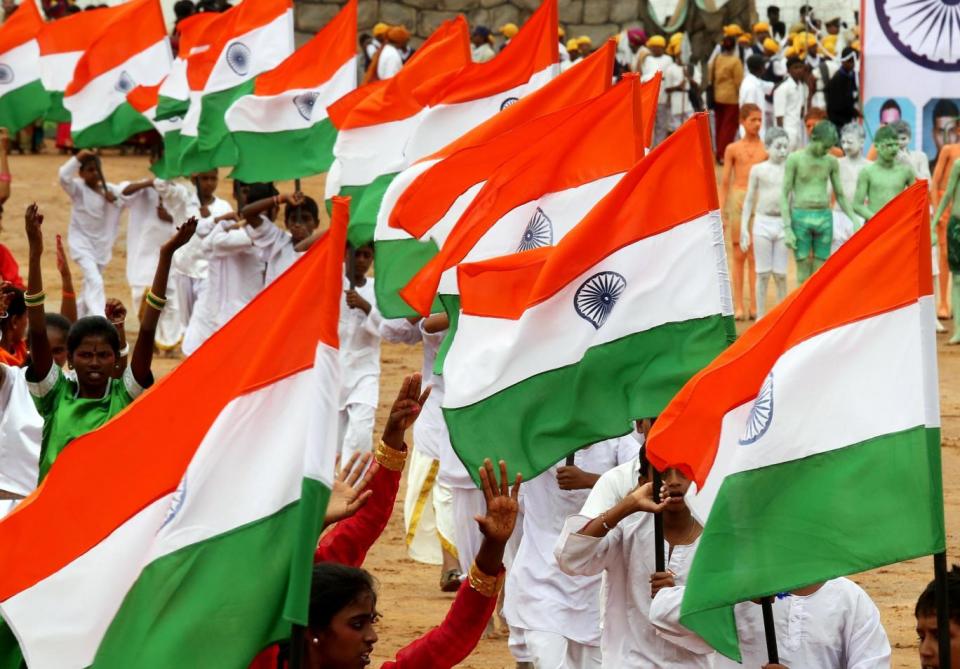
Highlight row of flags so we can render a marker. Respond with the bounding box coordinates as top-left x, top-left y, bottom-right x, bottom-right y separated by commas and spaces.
0, 0, 946, 665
